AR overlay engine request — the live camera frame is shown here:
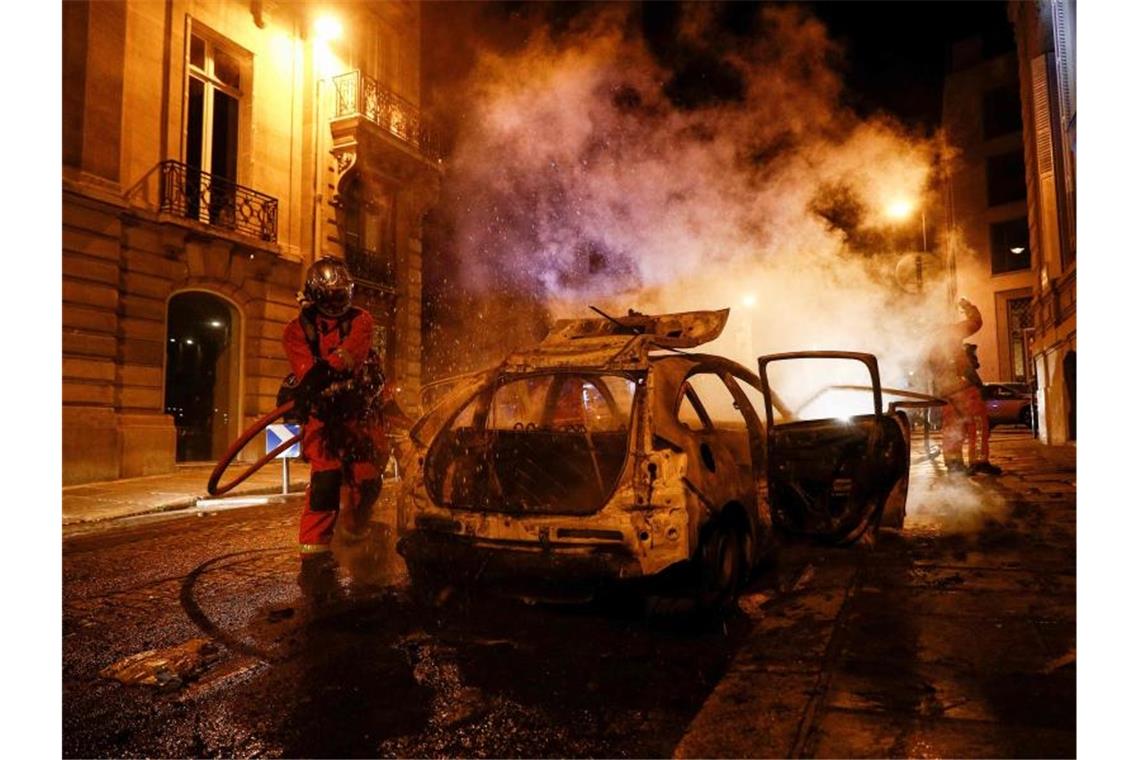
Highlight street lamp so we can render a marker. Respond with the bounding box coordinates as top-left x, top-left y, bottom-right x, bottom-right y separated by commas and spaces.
314, 15, 343, 42
884, 197, 927, 252
885, 197, 929, 295
309, 11, 344, 259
